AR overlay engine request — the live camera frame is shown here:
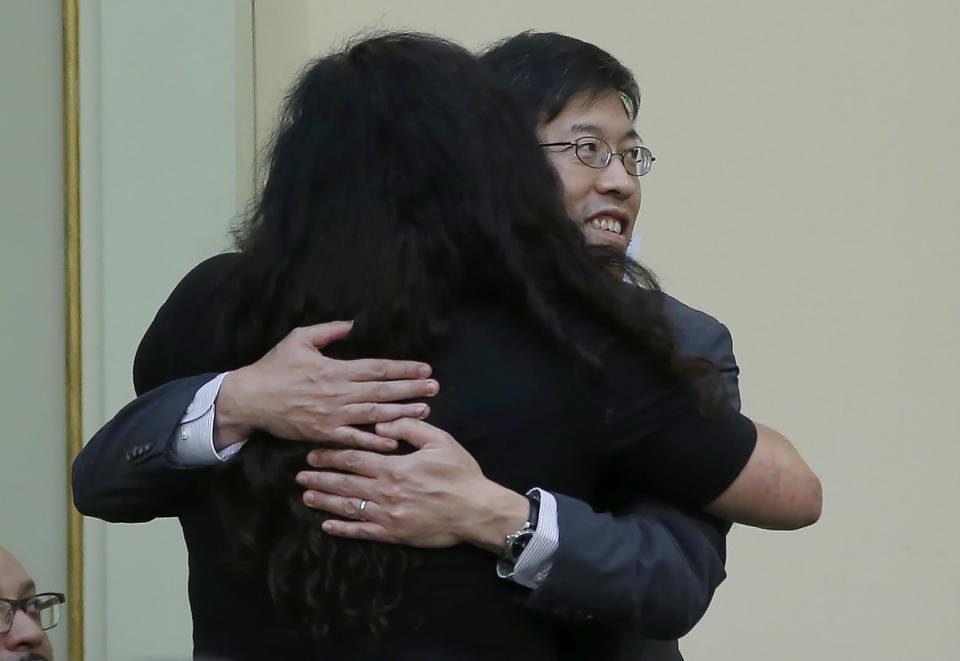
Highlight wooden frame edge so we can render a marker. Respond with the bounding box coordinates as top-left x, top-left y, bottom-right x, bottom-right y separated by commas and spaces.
62, 1, 84, 659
